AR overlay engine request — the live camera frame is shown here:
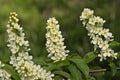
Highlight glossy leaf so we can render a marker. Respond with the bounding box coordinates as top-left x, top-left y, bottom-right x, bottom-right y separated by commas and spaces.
69, 58, 89, 79
83, 52, 98, 63
54, 75, 64, 80
46, 60, 70, 71
68, 64, 82, 80
109, 41, 120, 49
53, 71, 70, 79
